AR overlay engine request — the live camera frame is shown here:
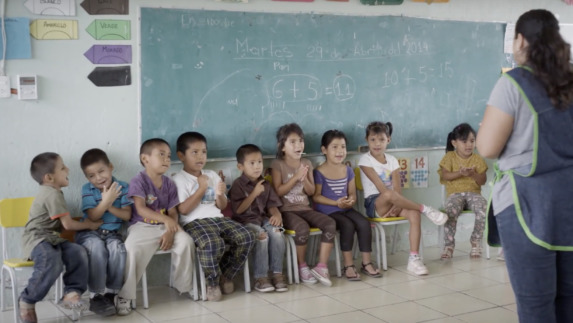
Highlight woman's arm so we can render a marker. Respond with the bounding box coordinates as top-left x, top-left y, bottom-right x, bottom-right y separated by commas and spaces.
476, 105, 514, 159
